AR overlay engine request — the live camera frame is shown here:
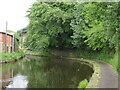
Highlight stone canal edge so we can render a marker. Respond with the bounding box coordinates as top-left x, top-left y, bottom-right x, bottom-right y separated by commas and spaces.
0, 55, 25, 64
66, 58, 119, 88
